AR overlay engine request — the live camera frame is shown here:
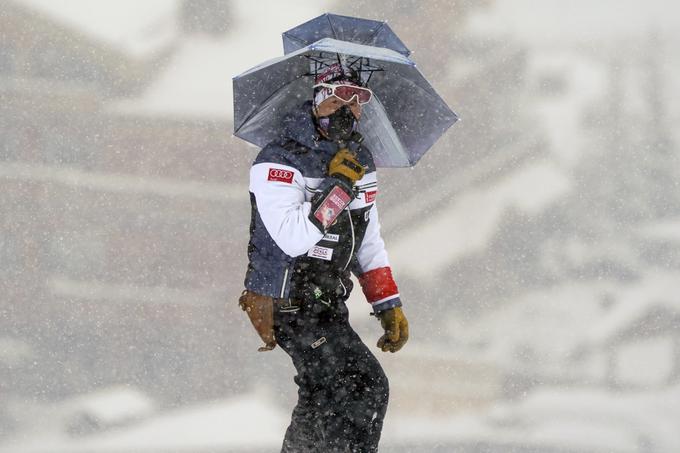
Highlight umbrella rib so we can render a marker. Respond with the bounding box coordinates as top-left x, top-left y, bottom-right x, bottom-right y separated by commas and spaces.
234, 74, 308, 135
388, 68, 451, 107
307, 54, 337, 69
372, 72, 457, 165
284, 33, 308, 48
366, 21, 387, 46
326, 14, 339, 40
387, 69, 458, 122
